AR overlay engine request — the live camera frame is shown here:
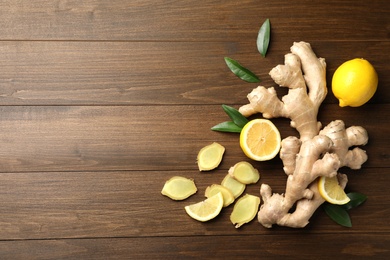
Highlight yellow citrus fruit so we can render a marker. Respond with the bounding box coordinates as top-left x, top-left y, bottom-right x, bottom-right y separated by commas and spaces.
184, 192, 224, 222
318, 175, 350, 205
239, 119, 281, 161
332, 58, 378, 107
